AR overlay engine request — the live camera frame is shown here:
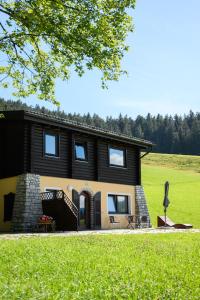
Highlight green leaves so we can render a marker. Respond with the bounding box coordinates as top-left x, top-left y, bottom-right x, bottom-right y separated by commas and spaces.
0, 0, 136, 105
